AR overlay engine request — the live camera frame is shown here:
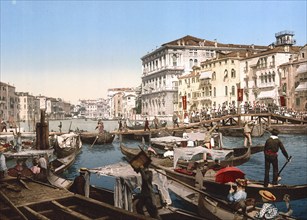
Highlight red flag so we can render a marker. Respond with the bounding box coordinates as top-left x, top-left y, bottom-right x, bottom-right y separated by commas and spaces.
182, 96, 187, 110
280, 96, 286, 106
237, 89, 243, 101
